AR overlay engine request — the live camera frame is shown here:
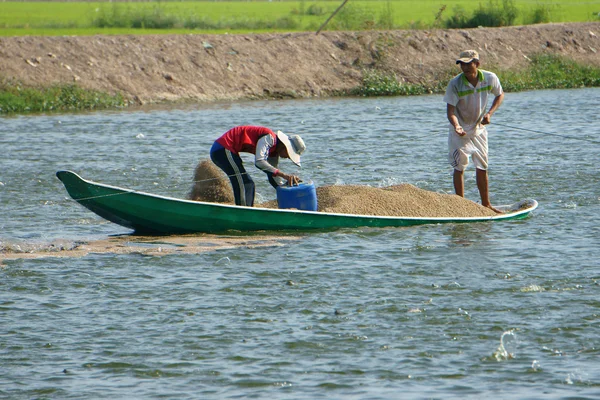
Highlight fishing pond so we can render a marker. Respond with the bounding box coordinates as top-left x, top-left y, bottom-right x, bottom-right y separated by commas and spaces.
1, 88, 599, 399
